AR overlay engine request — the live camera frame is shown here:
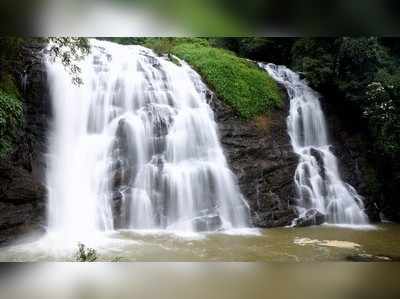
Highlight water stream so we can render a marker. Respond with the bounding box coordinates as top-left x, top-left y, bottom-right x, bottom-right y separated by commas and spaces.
261, 63, 368, 225
45, 39, 249, 241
